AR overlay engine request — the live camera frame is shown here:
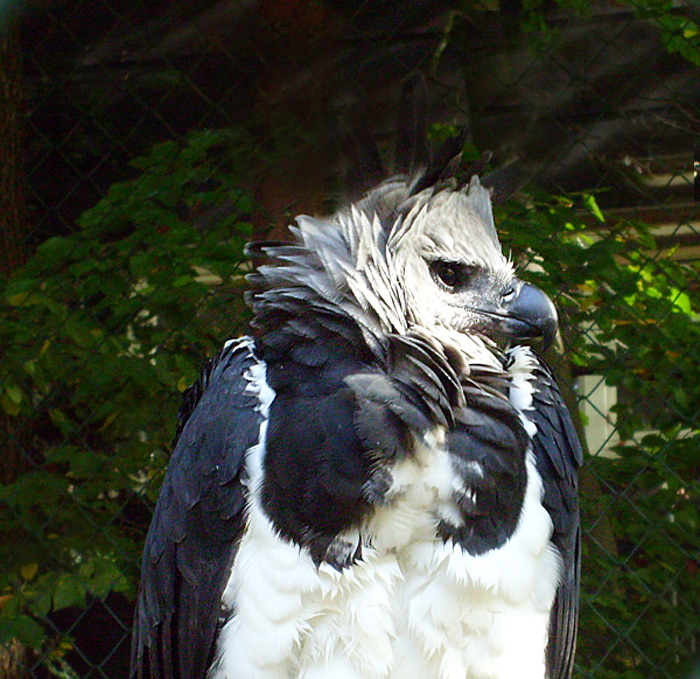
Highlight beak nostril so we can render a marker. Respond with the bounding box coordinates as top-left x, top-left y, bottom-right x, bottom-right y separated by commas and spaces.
502, 287, 516, 303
